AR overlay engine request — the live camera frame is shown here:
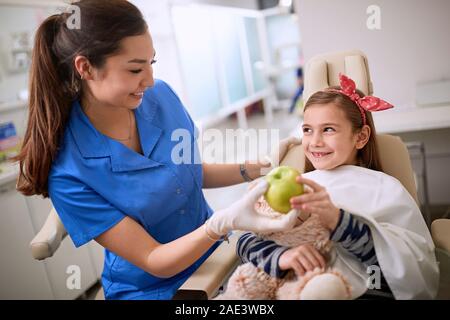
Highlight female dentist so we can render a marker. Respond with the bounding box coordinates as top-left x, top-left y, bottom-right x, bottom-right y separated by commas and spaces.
15, 0, 299, 300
